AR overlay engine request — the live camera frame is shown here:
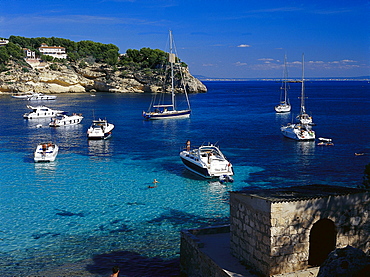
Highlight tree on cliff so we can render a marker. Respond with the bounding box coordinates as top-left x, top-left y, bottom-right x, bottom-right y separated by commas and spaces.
0, 41, 24, 71
0, 47, 9, 64
74, 40, 119, 65
119, 47, 186, 70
